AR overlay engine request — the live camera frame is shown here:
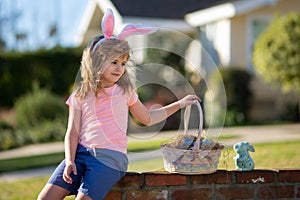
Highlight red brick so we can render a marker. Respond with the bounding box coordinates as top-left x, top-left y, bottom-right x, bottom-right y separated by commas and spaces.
278, 169, 300, 183
191, 170, 232, 185
104, 191, 122, 200
108, 170, 300, 200
258, 185, 295, 199
127, 189, 168, 200
172, 188, 213, 200
235, 170, 275, 184
145, 172, 186, 187
216, 186, 254, 199
115, 172, 143, 189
